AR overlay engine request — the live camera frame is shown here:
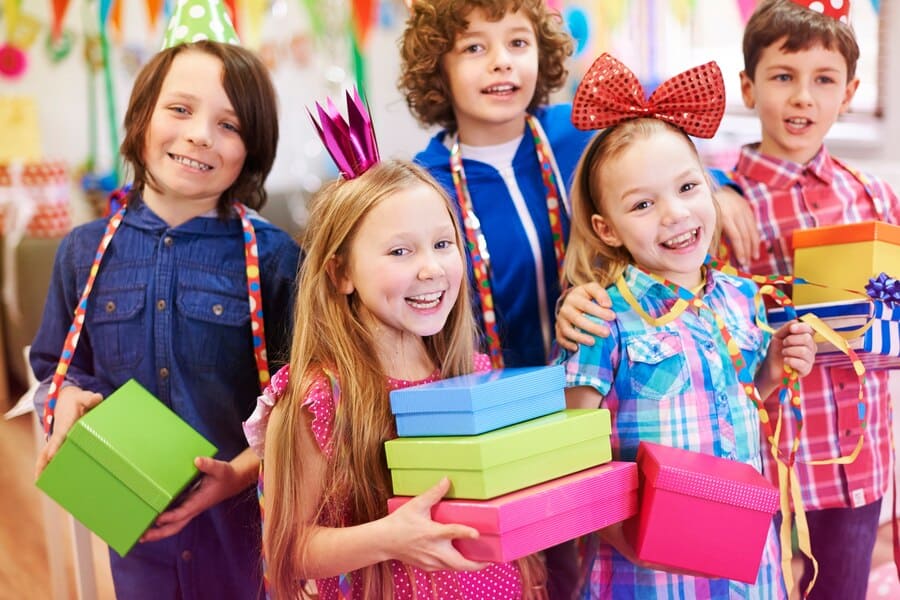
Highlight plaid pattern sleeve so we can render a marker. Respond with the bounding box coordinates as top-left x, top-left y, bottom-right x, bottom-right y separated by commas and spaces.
731, 144, 896, 510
